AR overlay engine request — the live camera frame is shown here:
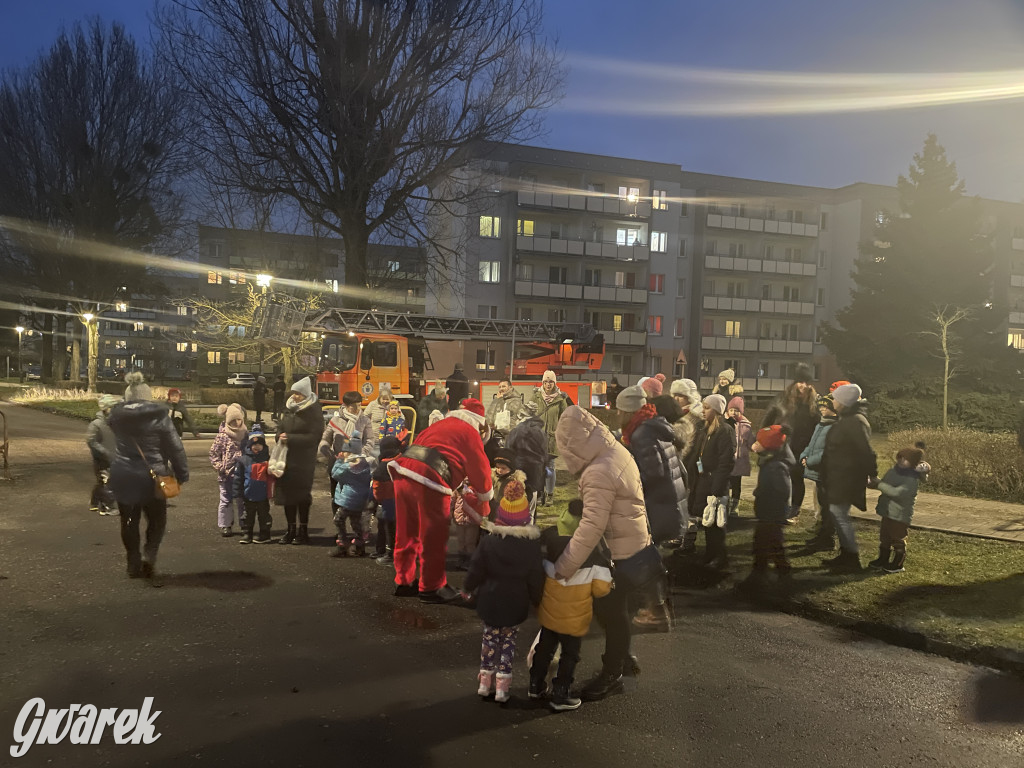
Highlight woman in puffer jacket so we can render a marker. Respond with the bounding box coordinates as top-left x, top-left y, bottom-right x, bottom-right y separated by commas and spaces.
552, 406, 651, 703
107, 372, 188, 582
691, 394, 736, 570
